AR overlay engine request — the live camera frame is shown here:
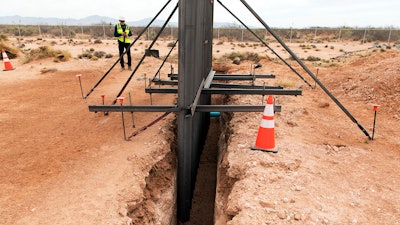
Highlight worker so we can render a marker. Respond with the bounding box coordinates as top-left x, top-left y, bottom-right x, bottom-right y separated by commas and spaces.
114, 16, 133, 71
